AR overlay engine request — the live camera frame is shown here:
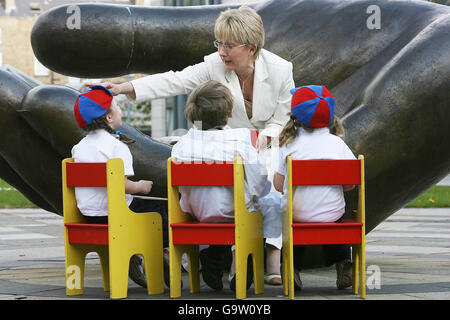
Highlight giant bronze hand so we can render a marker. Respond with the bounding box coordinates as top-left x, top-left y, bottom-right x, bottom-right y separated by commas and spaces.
1, 0, 449, 241
0, 73, 171, 214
